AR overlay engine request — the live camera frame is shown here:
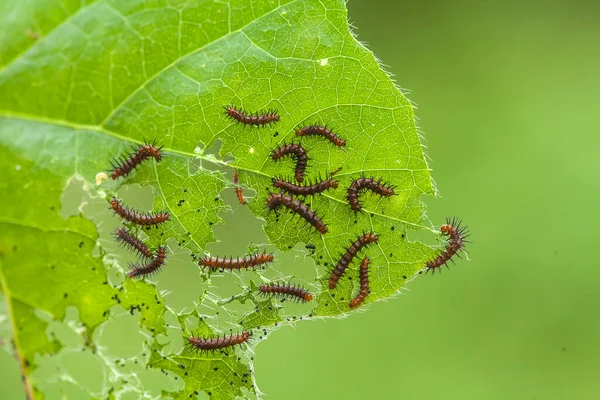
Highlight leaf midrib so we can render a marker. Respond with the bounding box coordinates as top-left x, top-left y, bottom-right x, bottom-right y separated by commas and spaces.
0, 111, 432, 232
